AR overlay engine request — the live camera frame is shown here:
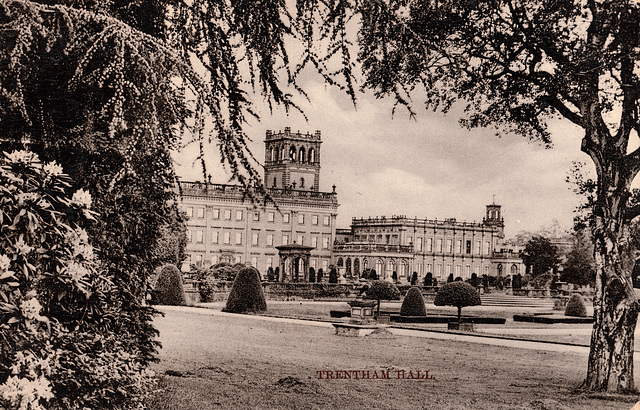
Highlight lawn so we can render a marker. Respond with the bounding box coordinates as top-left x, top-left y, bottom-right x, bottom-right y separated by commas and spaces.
146, 306, 640, 410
